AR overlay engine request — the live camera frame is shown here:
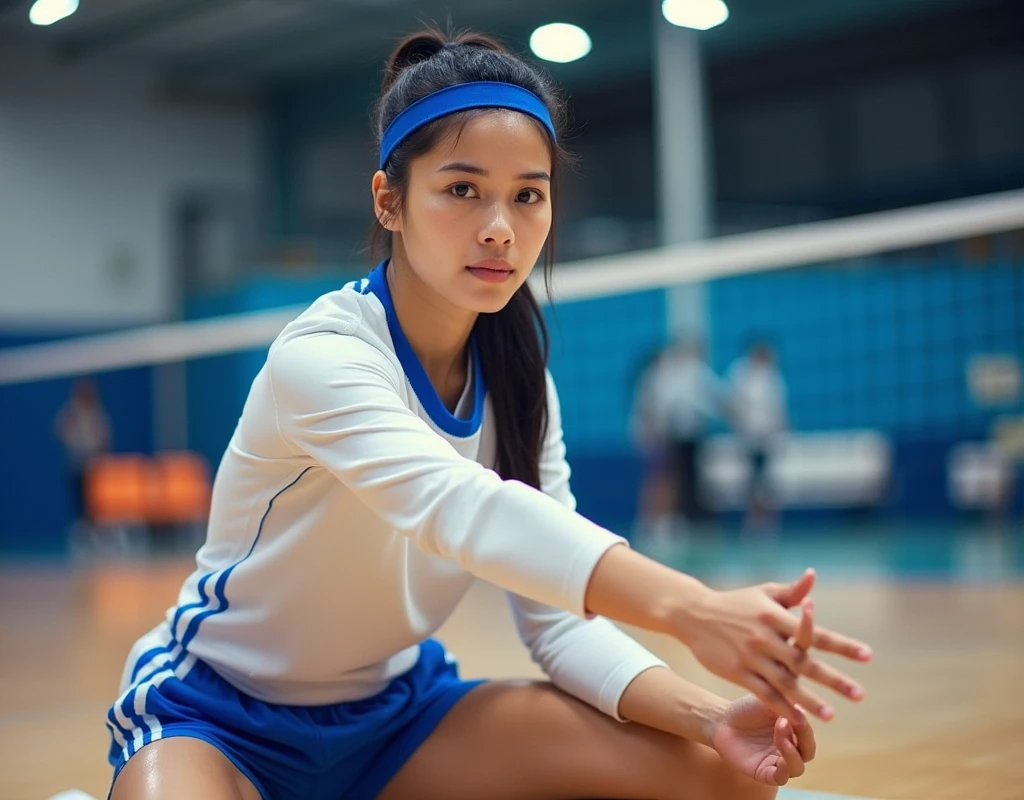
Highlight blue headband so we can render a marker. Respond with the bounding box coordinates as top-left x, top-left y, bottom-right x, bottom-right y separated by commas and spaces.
379, 81, 556, 170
